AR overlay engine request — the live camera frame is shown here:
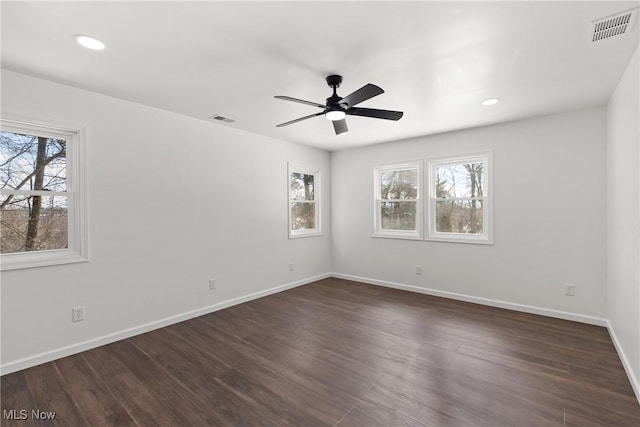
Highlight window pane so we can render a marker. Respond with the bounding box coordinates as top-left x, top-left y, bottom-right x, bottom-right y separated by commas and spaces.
0, 131, 67, 192
381, 201, 416, 230
435, 162, 483, 198
380, 169, 418, 200
1, 195, 68, 253
291, 202, 316, 230
435, 199, 483, 234
290, 172, 314, 201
